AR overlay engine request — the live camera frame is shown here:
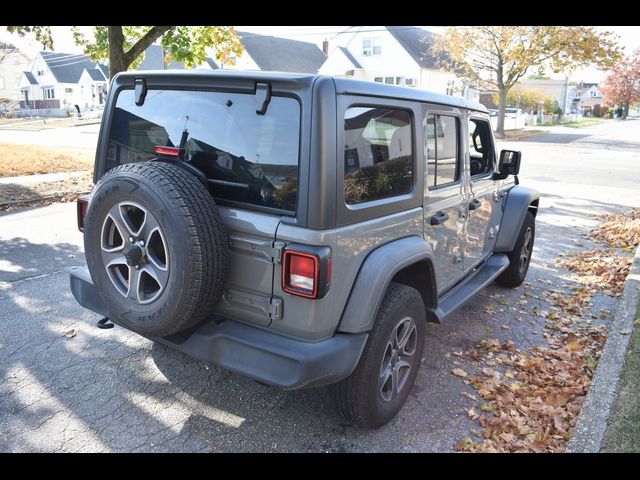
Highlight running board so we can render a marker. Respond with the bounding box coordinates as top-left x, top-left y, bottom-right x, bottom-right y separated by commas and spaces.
427, 253, 510, 323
